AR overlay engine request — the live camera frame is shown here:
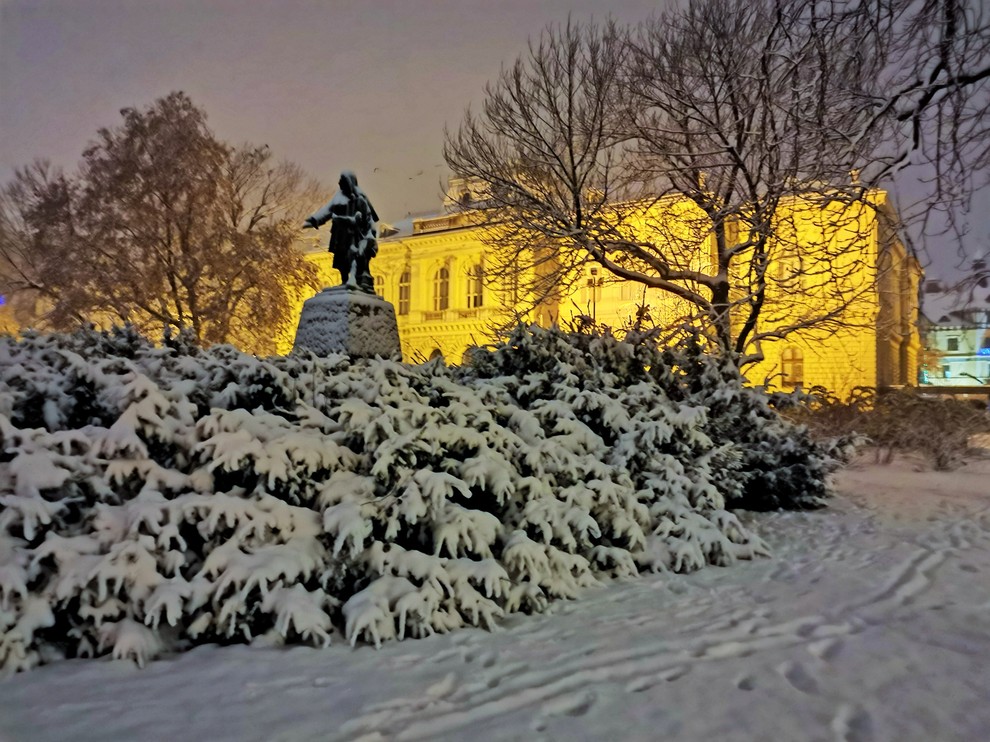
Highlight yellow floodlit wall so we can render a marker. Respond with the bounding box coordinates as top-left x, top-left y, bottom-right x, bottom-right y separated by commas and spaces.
745, 192, 920, 395
549, 197, 718, 334
285, 191, 921, 399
